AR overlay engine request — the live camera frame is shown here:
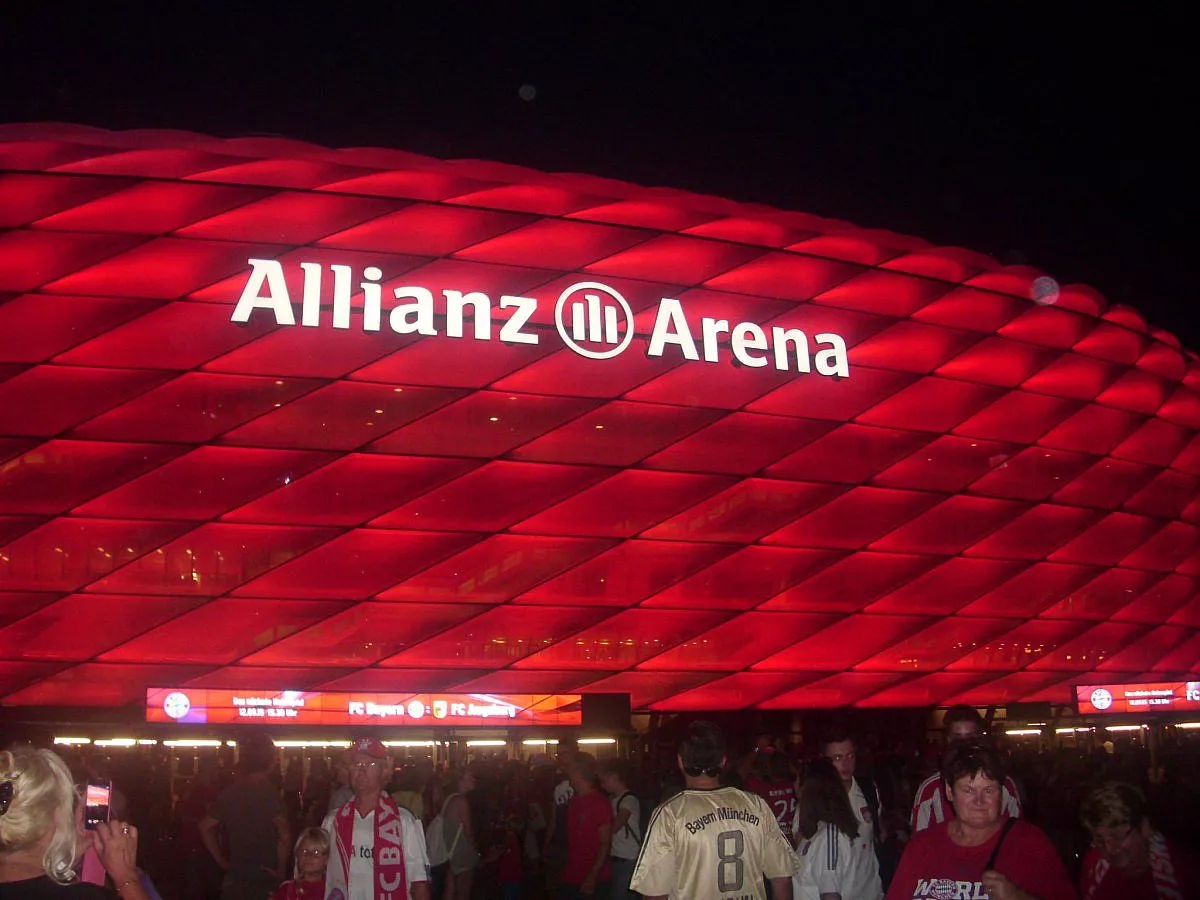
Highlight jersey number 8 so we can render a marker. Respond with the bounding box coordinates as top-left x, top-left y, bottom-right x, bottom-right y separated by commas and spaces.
716, 830, 745, 892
